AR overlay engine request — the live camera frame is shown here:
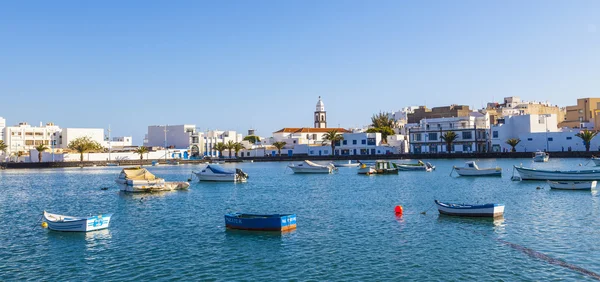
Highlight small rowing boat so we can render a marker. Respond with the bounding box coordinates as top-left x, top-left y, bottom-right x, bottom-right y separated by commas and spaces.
547, 180, 597, 190
224, 213, 297, 231
43, 211, 112, 232
434, 200, 505, 218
